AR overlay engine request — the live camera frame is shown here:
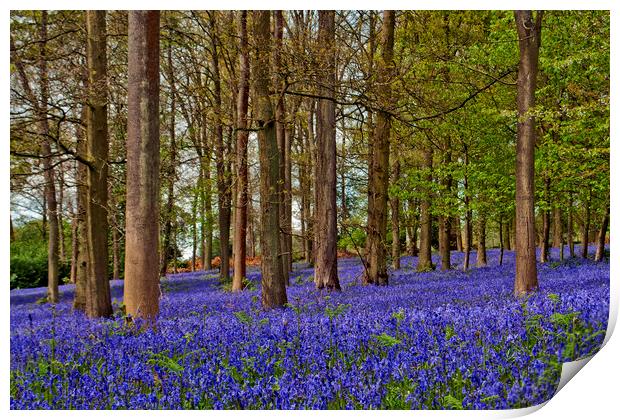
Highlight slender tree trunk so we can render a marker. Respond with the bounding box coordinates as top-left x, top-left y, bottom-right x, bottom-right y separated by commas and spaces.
57, 165, 66, 262
407, 199, 419, 256
503, 215, 512, 251
463, 145, 472, 271
124, 10, 161, 321
581, 188, 591, 259
253, 11, 287, 308
418, 145, 434, 272
390, 156, 400, 270
364, 12, 377, 276
248, 187, 256, 259
273, 11, 290, 281
112, 223, 120, 280
514, 10, 542, 296
553, 204, 564, 259
314, 10, 340, 290
232, 11, 250, 291
305, 99, 315, 265
594, 201, 610, 262
476, 216, 487, 267
364, 11, 394, 286
68, 199, 78, 284
208, 13, 231, 282
160, 43, 177, 277
191, 185, 198, 271
35, 12, 60, 303
108, 181, 121, 281
539, 177, 551, 263
10, 215, 15, 242
455, 216, 463, 252
499, 216, 504, 265
284, 122, 293, 270
568, 194, 575, 258
439, 140, 452, 271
